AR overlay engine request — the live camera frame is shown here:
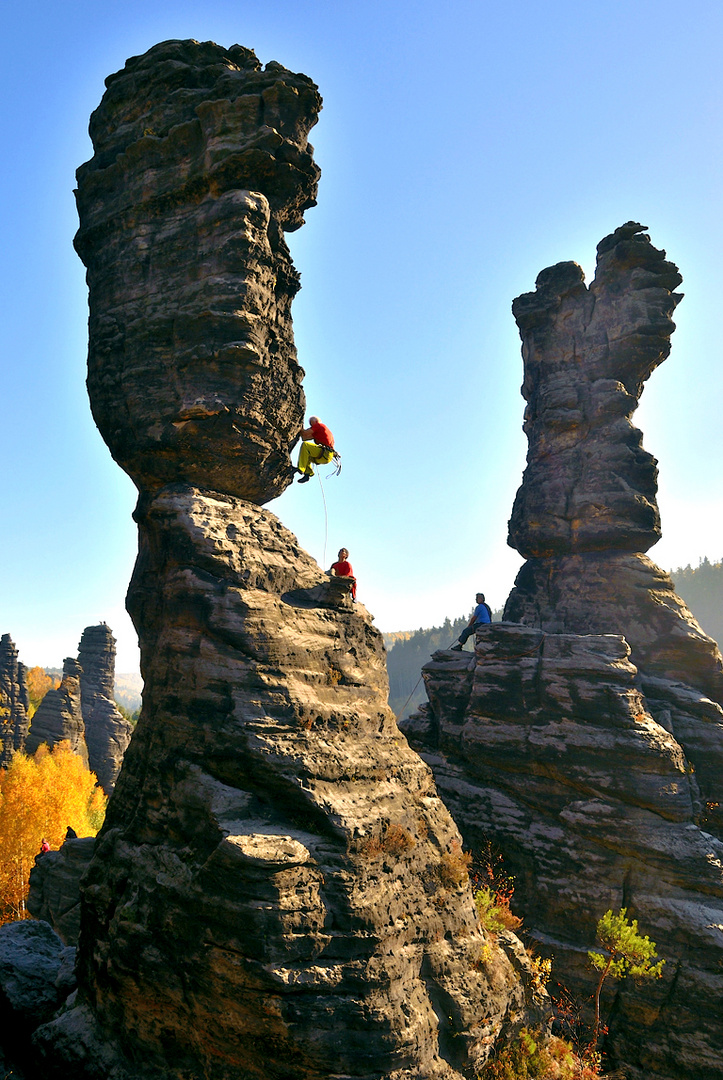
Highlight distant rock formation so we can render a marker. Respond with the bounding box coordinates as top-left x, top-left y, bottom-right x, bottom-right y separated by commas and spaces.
406, 225, 723, 1080
33, 39, 547, 1080
0, 634, 30, 766
78, 624, 133, 793
26, 657, 88, 767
